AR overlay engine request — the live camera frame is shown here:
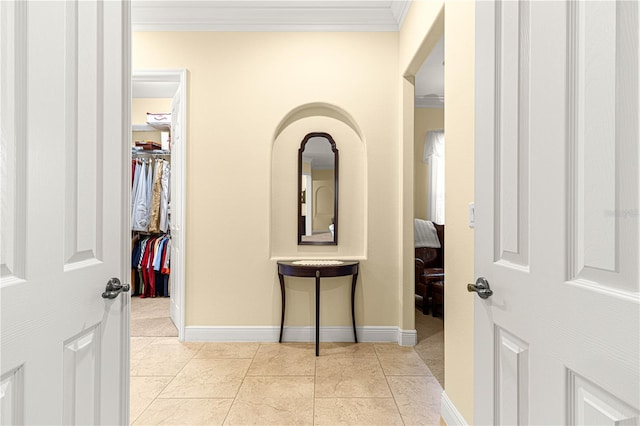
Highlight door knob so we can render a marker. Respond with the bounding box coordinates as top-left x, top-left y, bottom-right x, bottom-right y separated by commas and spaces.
102, 277, 130, 299
467, 277, 493, 299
